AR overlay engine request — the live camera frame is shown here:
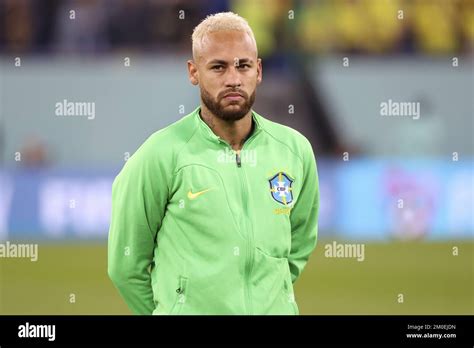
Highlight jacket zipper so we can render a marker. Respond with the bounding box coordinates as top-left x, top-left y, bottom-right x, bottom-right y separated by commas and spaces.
235, 131, 259, 315
220, 128, 260, 315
